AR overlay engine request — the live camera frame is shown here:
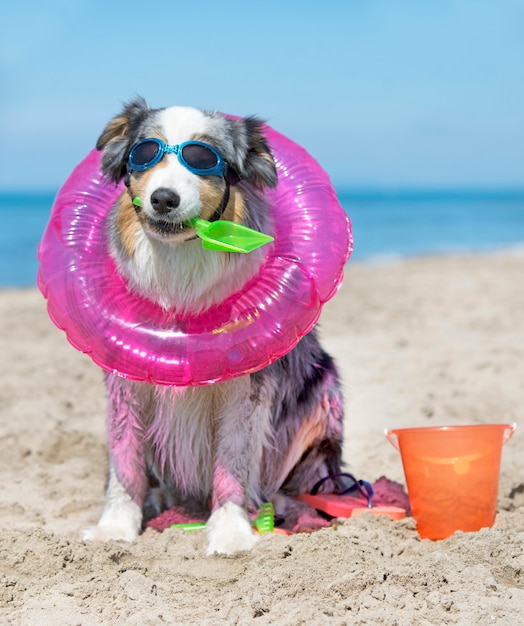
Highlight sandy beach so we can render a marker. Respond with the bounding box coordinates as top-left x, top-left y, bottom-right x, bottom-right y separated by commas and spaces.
1, 250, 523, 625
